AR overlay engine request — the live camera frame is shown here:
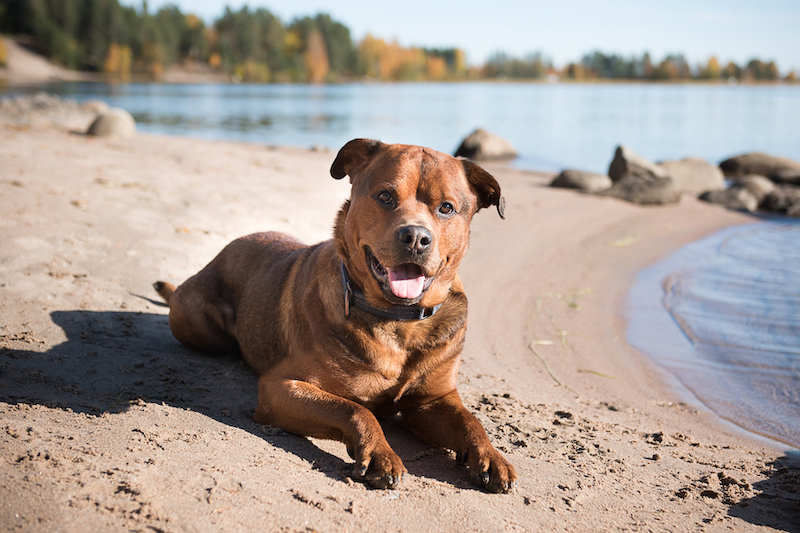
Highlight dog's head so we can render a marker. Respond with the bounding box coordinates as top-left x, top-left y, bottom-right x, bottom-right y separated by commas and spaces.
331, 138, 504, 310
